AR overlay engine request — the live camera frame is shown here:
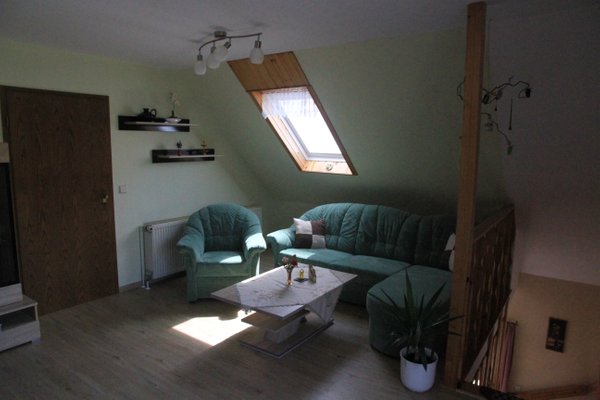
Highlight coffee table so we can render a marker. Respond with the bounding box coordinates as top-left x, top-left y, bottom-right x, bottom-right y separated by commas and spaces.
211, 264, 356, 358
